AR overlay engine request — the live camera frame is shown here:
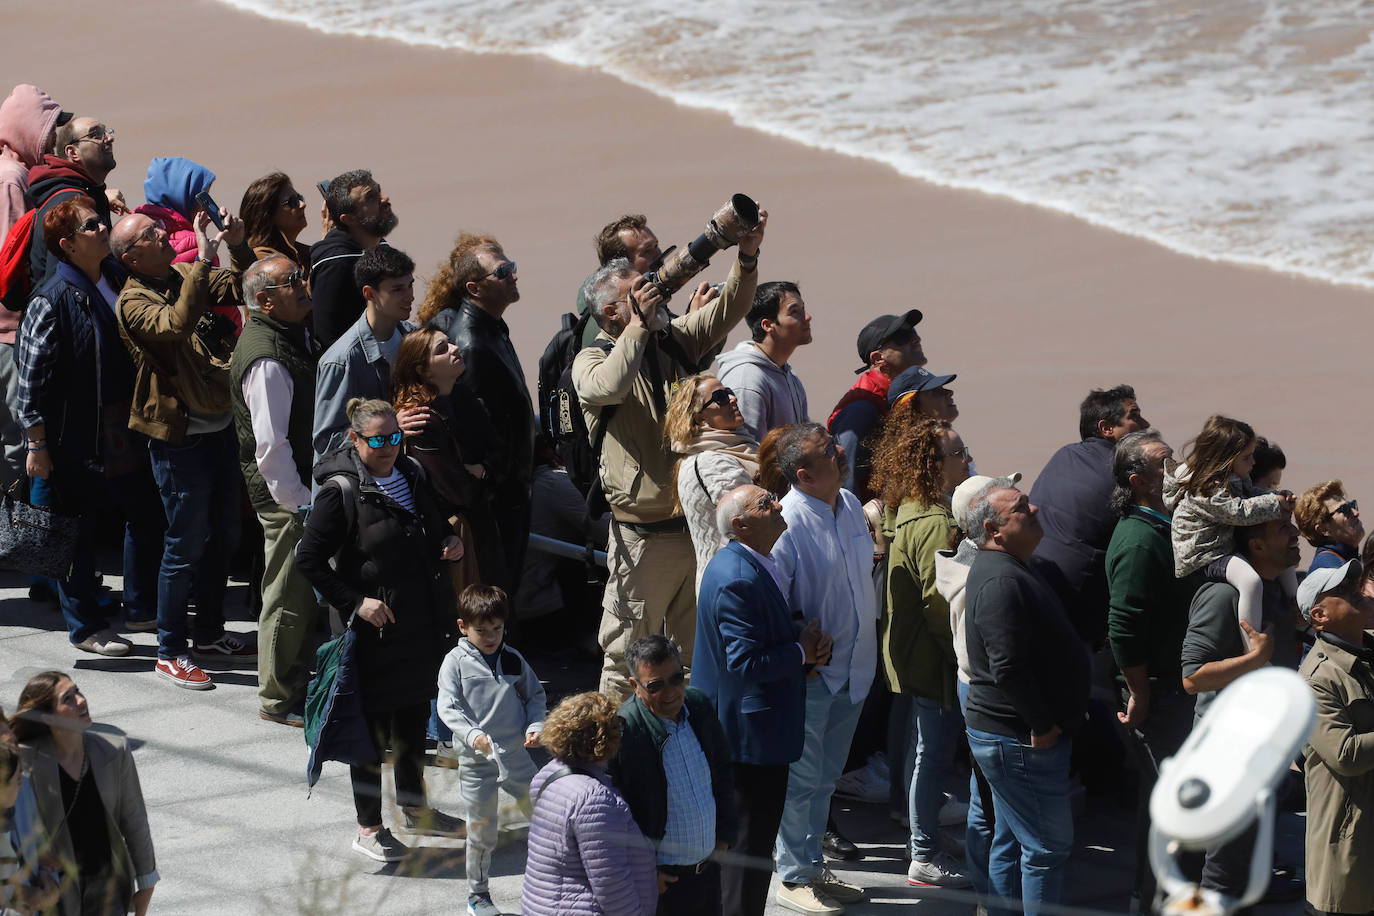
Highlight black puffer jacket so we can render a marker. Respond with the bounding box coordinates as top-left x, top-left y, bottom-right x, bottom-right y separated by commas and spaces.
297, 445, 456, 713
